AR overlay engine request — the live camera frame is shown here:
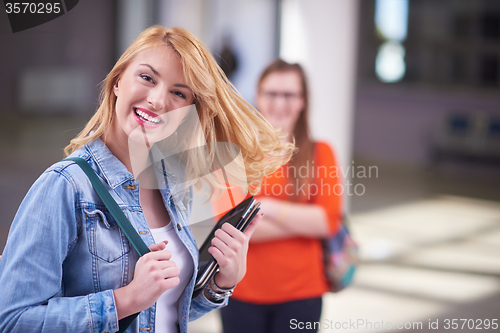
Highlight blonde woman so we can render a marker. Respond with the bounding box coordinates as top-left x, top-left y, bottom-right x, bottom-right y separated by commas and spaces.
0, 26, 290, 333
